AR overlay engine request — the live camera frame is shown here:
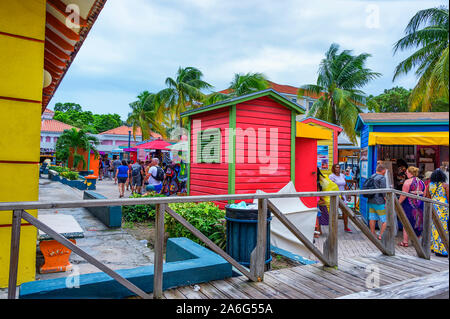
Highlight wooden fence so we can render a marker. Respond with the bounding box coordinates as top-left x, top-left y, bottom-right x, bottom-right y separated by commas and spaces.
0, 188, 448, 299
